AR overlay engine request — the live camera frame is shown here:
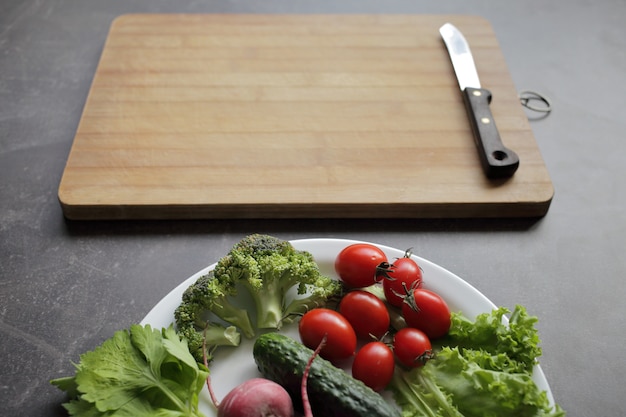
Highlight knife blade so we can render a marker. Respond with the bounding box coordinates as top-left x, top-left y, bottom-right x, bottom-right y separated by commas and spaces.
439, 23, 519, 179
